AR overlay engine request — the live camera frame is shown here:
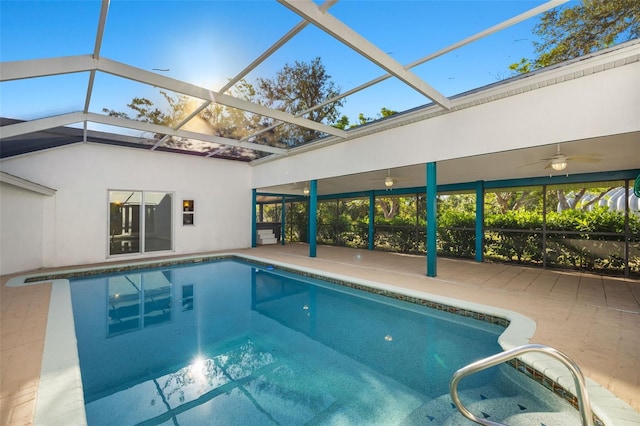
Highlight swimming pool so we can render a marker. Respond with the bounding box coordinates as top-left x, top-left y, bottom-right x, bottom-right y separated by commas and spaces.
68, 258, 580, 425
